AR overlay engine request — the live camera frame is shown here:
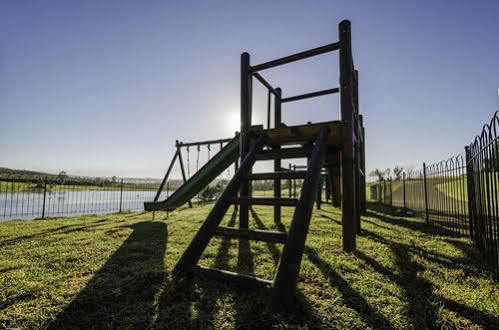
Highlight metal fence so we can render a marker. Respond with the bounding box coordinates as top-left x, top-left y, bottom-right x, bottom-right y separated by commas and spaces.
370, 158, 468, 236
0, 177, 165, 221
0, 175, 267, 222
370, 111, 499, 281
466, 111, 499, 282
